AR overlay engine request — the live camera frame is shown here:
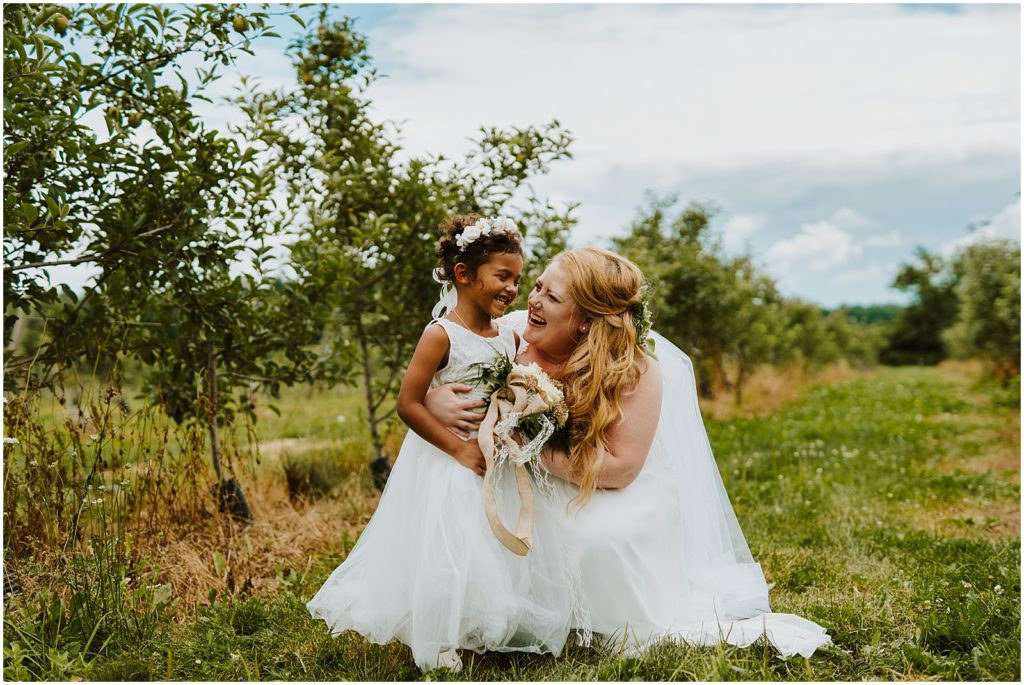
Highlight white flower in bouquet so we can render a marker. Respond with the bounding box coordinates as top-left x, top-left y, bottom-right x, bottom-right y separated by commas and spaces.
513, 363, 566, 419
